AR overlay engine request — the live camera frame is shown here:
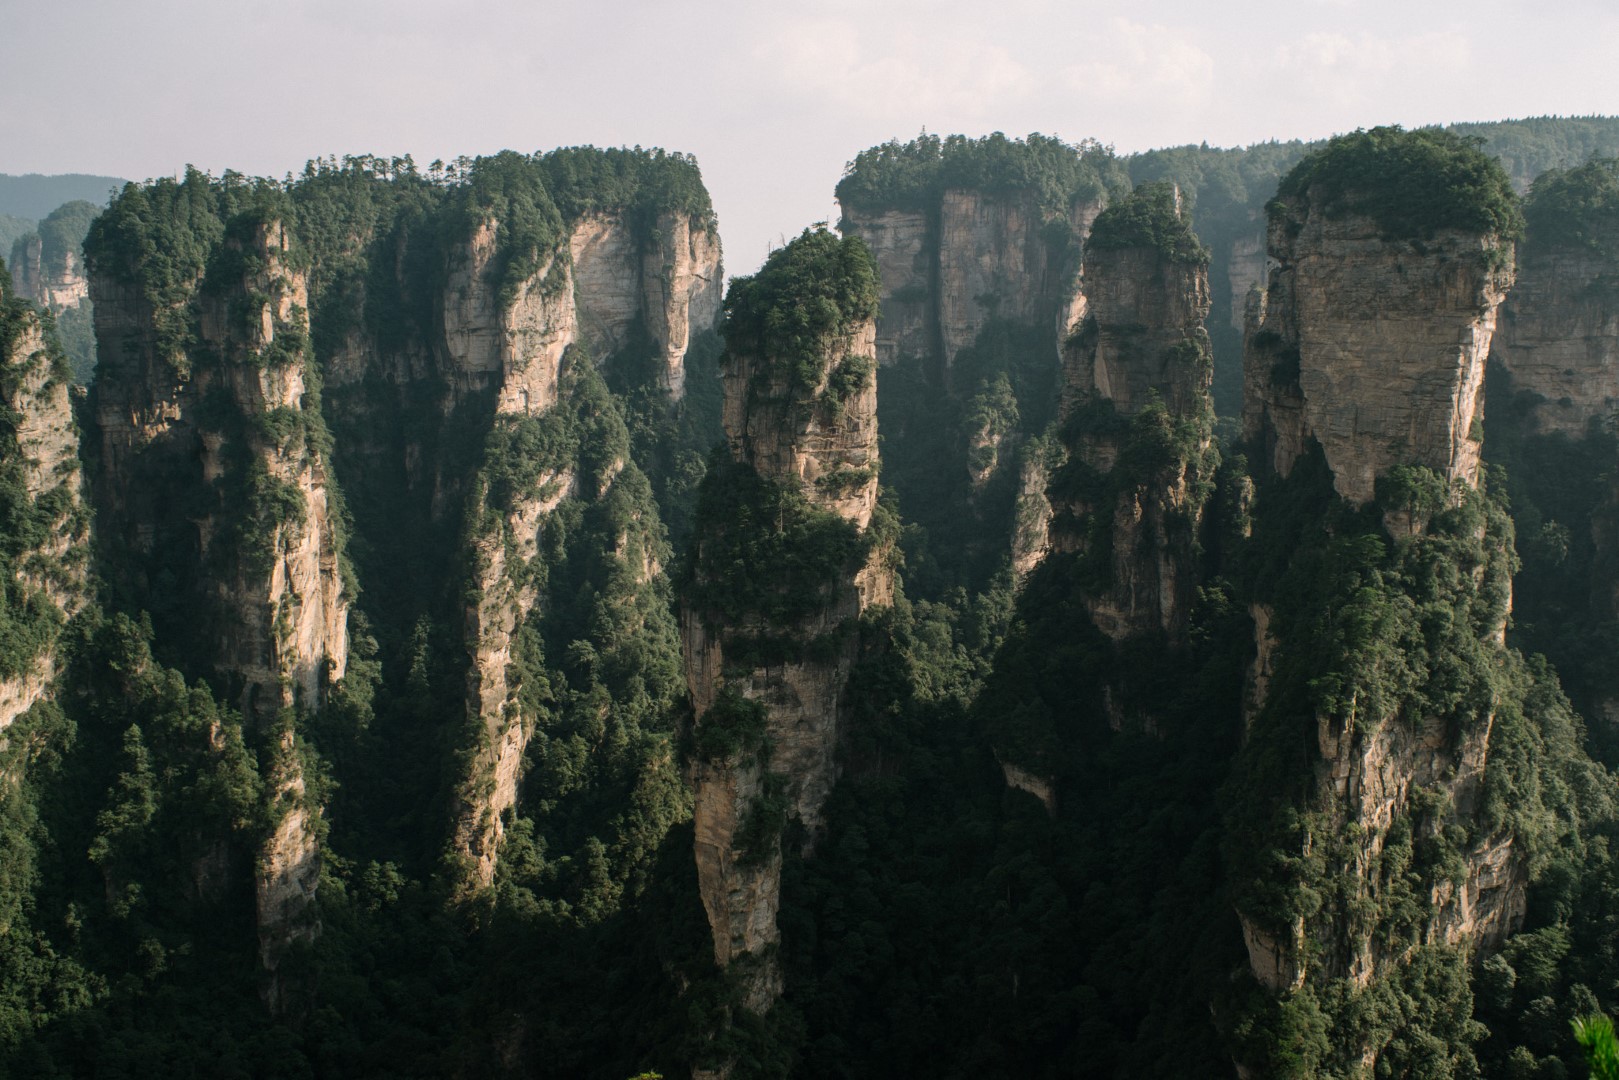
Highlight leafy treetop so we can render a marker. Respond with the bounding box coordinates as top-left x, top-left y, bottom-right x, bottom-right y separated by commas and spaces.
836, 132, 1127, 218
1524, 157, 1619, 255
722, 227, 878, 393
1272, 126, 1524, 241
1085, 181, 1209, 264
